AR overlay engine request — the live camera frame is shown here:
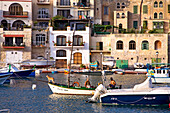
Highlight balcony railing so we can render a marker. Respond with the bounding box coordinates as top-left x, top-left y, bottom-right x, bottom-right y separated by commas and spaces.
3, 42, 25, 49
37, 14, 50, 20
74, 2, 92, 8
3, 11, 28, 18
37, 0, 50, 5
56, 1, 71, 7
32, 41, 46, 47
